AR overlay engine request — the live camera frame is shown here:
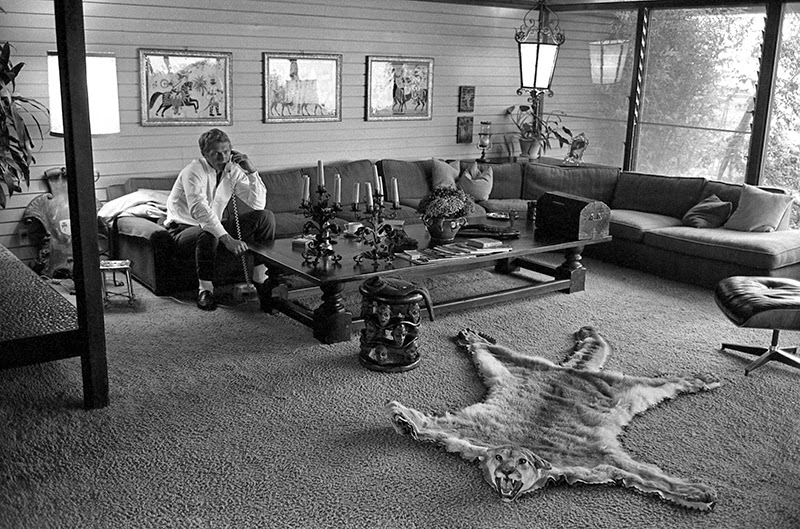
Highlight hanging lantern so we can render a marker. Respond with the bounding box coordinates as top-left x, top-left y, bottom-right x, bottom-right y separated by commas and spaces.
515, 0, 565, 97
